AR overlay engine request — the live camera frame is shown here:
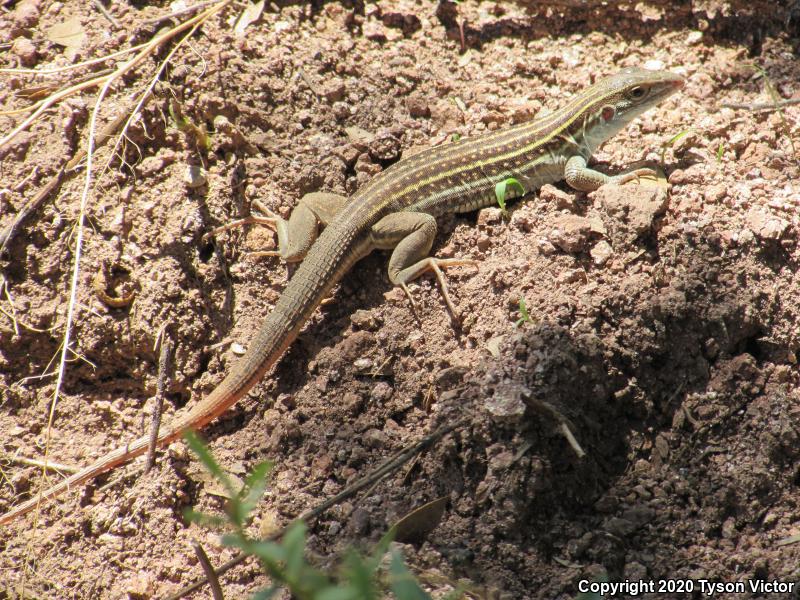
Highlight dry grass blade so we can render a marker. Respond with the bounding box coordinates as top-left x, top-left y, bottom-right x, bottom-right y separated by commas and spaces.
0, 42, 149, 76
